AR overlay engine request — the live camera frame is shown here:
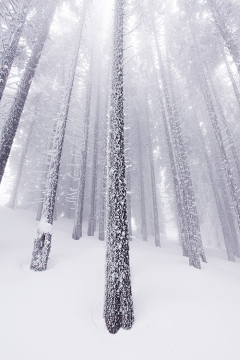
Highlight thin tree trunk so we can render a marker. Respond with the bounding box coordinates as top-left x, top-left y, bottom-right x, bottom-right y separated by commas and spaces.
198, 123, 235, 261
72, 77, 92, 240
0, 0, 58, 184
146, 104, 161, 247
136, 114, 148, 241
88, 78, 100, 236
7, 116, 34, 209
30, 2, 88, 271
222, 50, 240, 109
0, 0, 32, 101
